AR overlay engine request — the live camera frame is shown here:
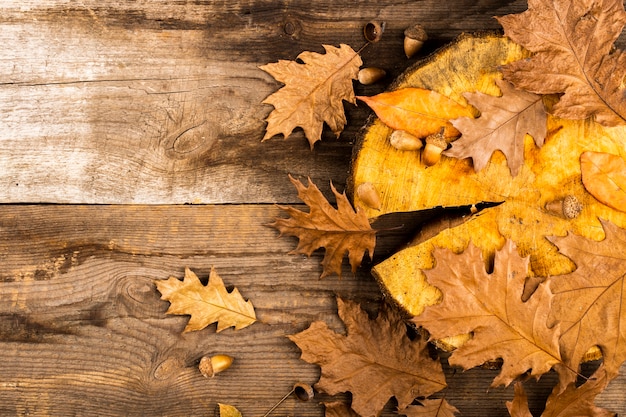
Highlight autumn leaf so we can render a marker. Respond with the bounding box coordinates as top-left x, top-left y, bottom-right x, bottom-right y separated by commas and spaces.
156, 267, 256, 333
357, 88, 474, 139
217, 403, 243, 417
497, 0, 626, 126
270, 175, 376, 278
548, 220, 626, 379
446, 79, 546, 176
289, 298, 447, 417
260, 44, 362, 148
508, 367, 615, 417
400, 399, 459, 417
506, 383, 533, 417
411, 240, 563, 387
580, 151, 626, 213
323, 401, 361, 417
